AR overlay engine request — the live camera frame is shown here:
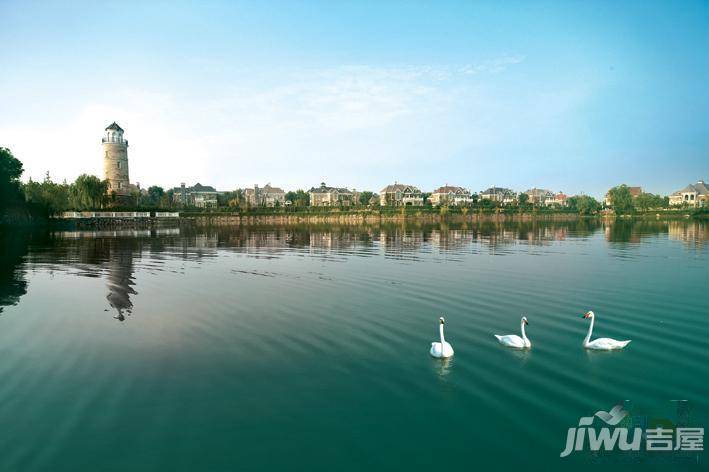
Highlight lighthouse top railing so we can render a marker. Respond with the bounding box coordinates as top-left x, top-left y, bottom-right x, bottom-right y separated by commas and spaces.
102, 137, 128, 145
